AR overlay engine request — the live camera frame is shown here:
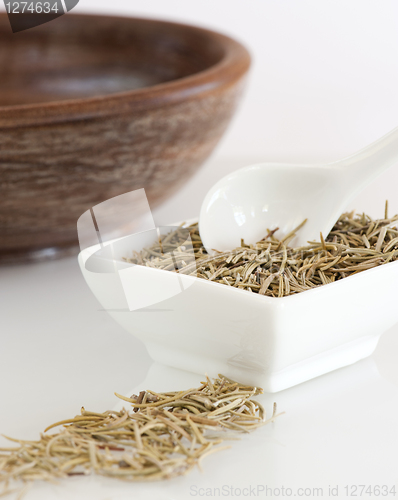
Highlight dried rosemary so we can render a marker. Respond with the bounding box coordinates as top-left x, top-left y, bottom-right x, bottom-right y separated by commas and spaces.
0, 375, 278, 495
125, 206, 398, 298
